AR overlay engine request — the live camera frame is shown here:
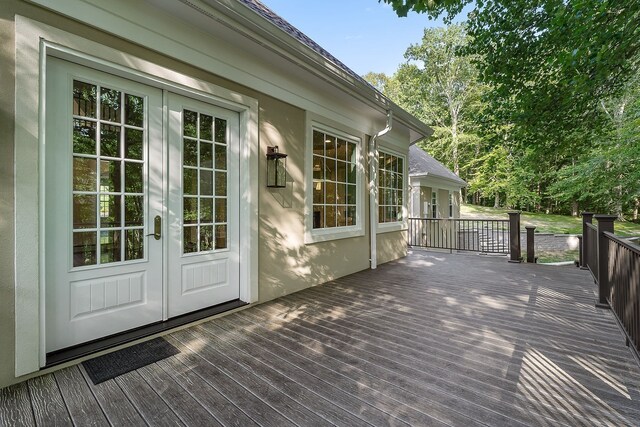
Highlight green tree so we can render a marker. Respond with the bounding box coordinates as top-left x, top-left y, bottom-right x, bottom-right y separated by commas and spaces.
379, 0, 640, 143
